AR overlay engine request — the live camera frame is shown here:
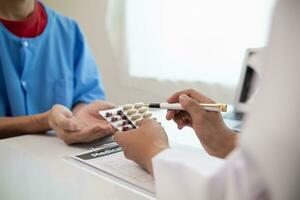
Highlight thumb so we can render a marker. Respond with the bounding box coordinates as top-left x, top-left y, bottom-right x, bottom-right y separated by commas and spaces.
62, 107, 74, 119
113, 129, 137, 145
52, 105, 79, 131
101, 123, 114, 133
53, 104, 73, 118
179, 94, 204, 119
